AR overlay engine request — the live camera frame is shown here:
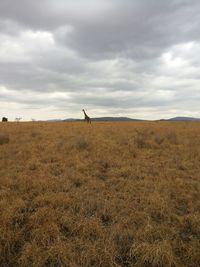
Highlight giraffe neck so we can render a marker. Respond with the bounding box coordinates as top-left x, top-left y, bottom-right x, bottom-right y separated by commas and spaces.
83, 110, 88, 117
